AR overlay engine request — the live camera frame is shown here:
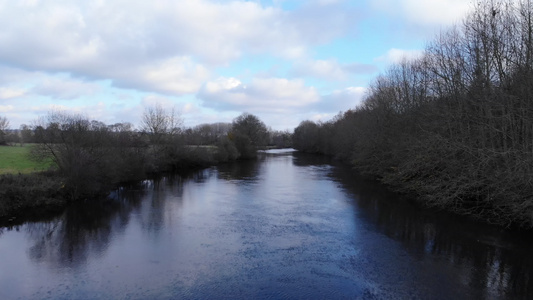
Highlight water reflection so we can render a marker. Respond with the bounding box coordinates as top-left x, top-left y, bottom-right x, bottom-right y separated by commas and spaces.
24, 185, 147, 269
0, 150, 532, 299
217, 159, 262, 181
314, 154, 533, 299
